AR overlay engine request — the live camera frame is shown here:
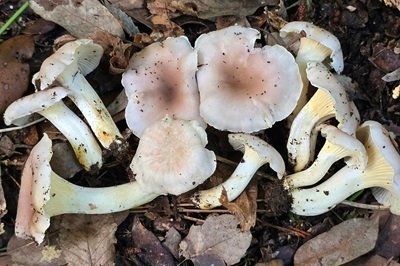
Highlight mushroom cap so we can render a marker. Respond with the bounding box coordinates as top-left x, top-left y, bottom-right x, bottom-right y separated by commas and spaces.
32, 39, 103, 90
280, 21, 344, 73
15, 134, 53, 244
130, 115, 216, 195
3, 86, 69, 126
122, 36, 204, 138
228, 133, 285, 178
358, 121, 400, 215
195, 25, 302, 133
